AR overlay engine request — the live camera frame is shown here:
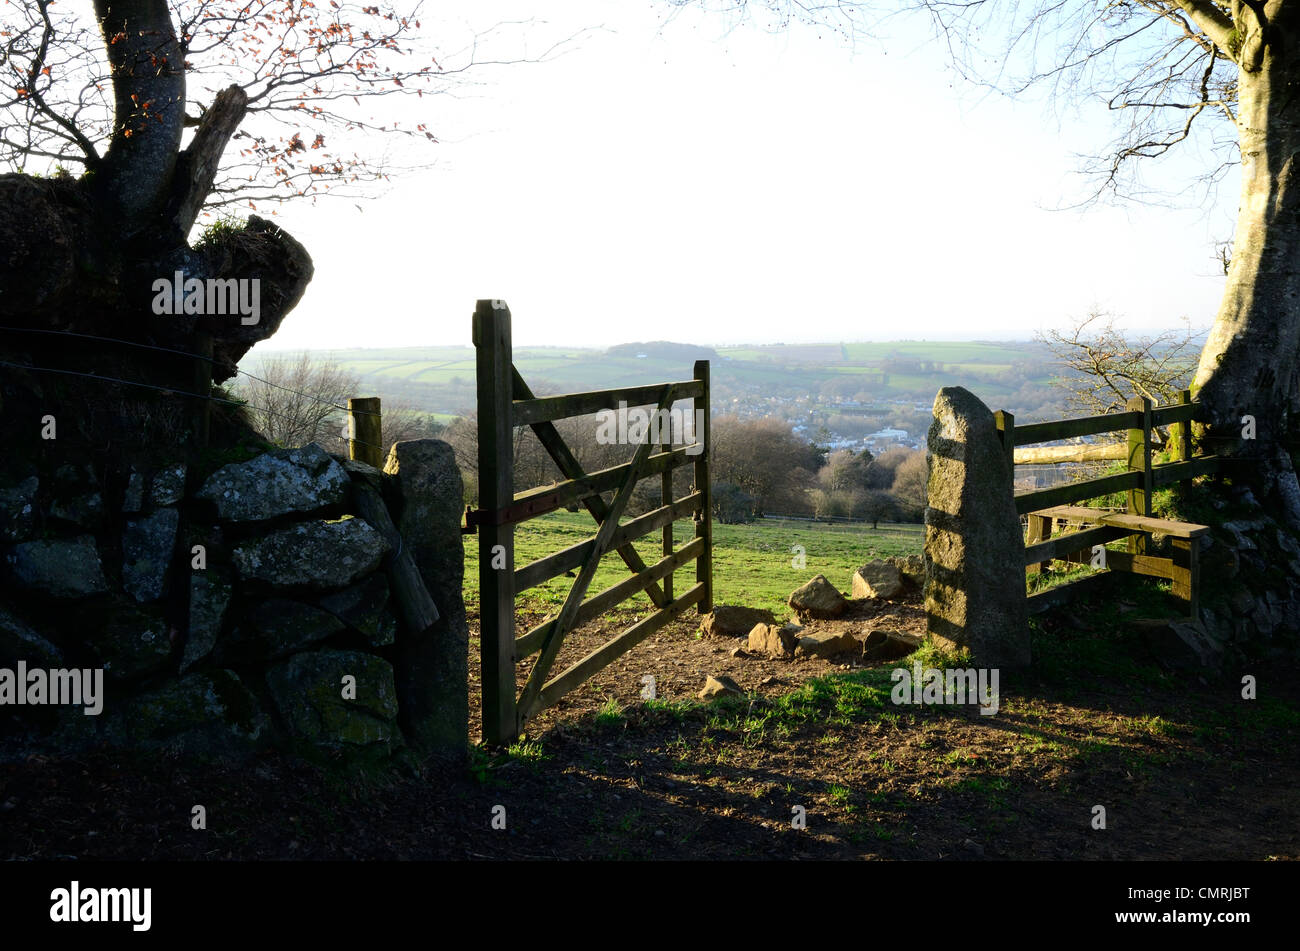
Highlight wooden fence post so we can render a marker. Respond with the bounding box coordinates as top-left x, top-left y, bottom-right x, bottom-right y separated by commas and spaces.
694, 359, 712, 614
662, 412, 674, 603
348, 397, 383, 468
475, 300, 517, 744
1178, 389, 1193, 462
1127, 396, 1153, 554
